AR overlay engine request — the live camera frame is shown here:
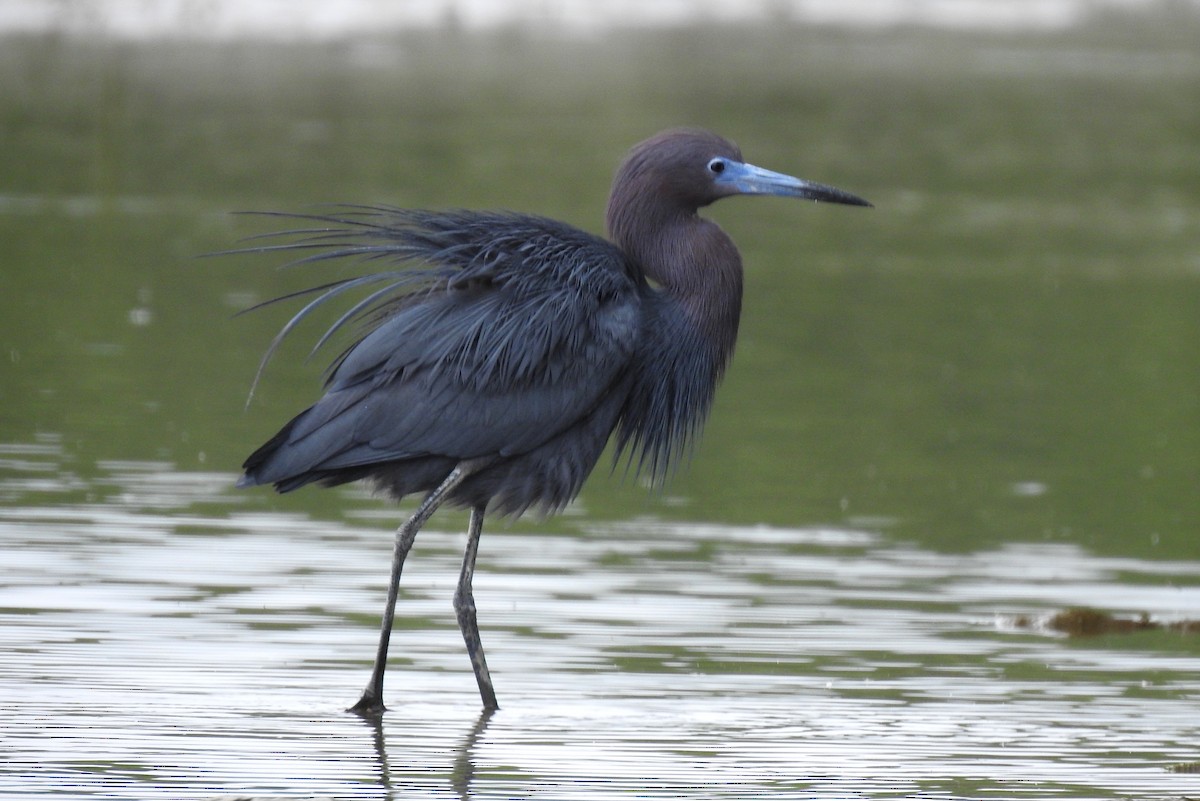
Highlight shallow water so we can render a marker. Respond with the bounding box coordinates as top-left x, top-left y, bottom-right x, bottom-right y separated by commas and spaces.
2, 453, 1199, 799
2, 14, 1200, 801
